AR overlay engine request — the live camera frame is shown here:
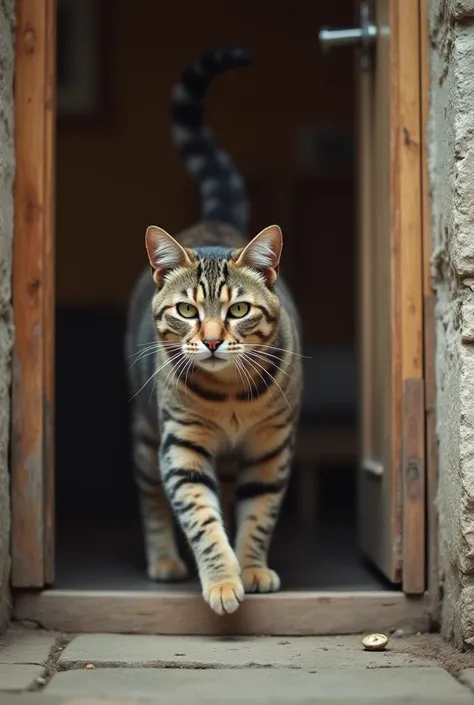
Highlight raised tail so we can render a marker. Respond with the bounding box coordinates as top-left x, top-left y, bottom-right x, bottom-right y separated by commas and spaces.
171, 46, 252, 233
